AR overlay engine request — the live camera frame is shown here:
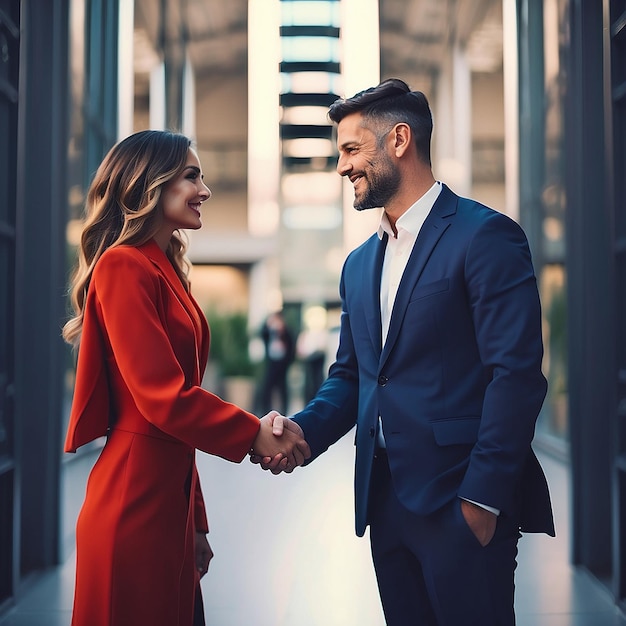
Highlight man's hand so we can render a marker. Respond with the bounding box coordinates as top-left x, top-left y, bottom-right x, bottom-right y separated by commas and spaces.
250, 412, 308, 474
460, 500, 497, 547
195, 532, 213, 578
250, 411, 310, 473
